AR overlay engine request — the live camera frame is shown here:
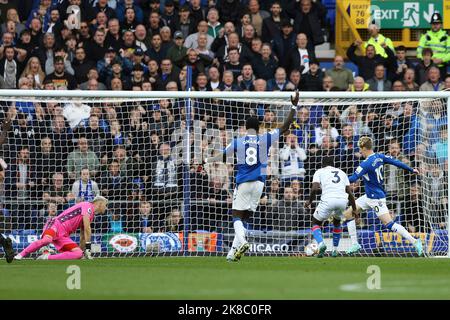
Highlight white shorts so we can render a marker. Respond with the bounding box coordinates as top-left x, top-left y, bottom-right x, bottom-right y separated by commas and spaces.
232, 181, 265, 212
313, 198, 348, 222
356, 195, 389, 217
